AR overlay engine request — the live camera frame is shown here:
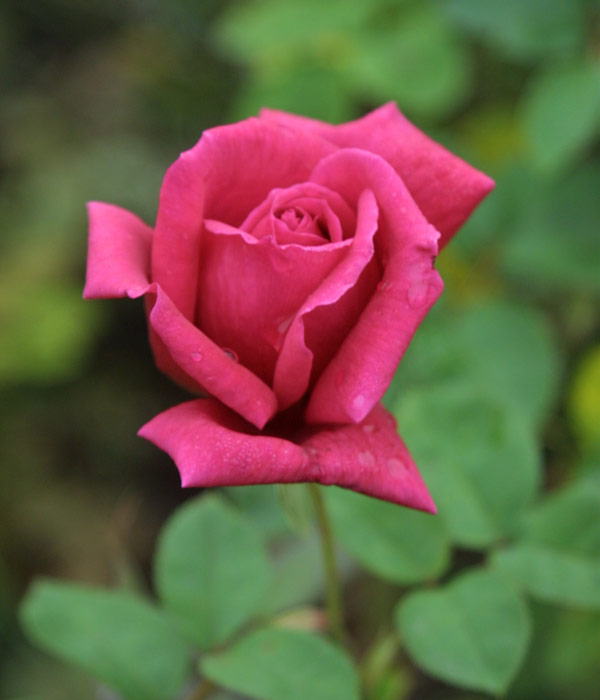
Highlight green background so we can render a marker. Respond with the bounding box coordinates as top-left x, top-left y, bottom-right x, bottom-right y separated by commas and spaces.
1, 0, 599, 698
